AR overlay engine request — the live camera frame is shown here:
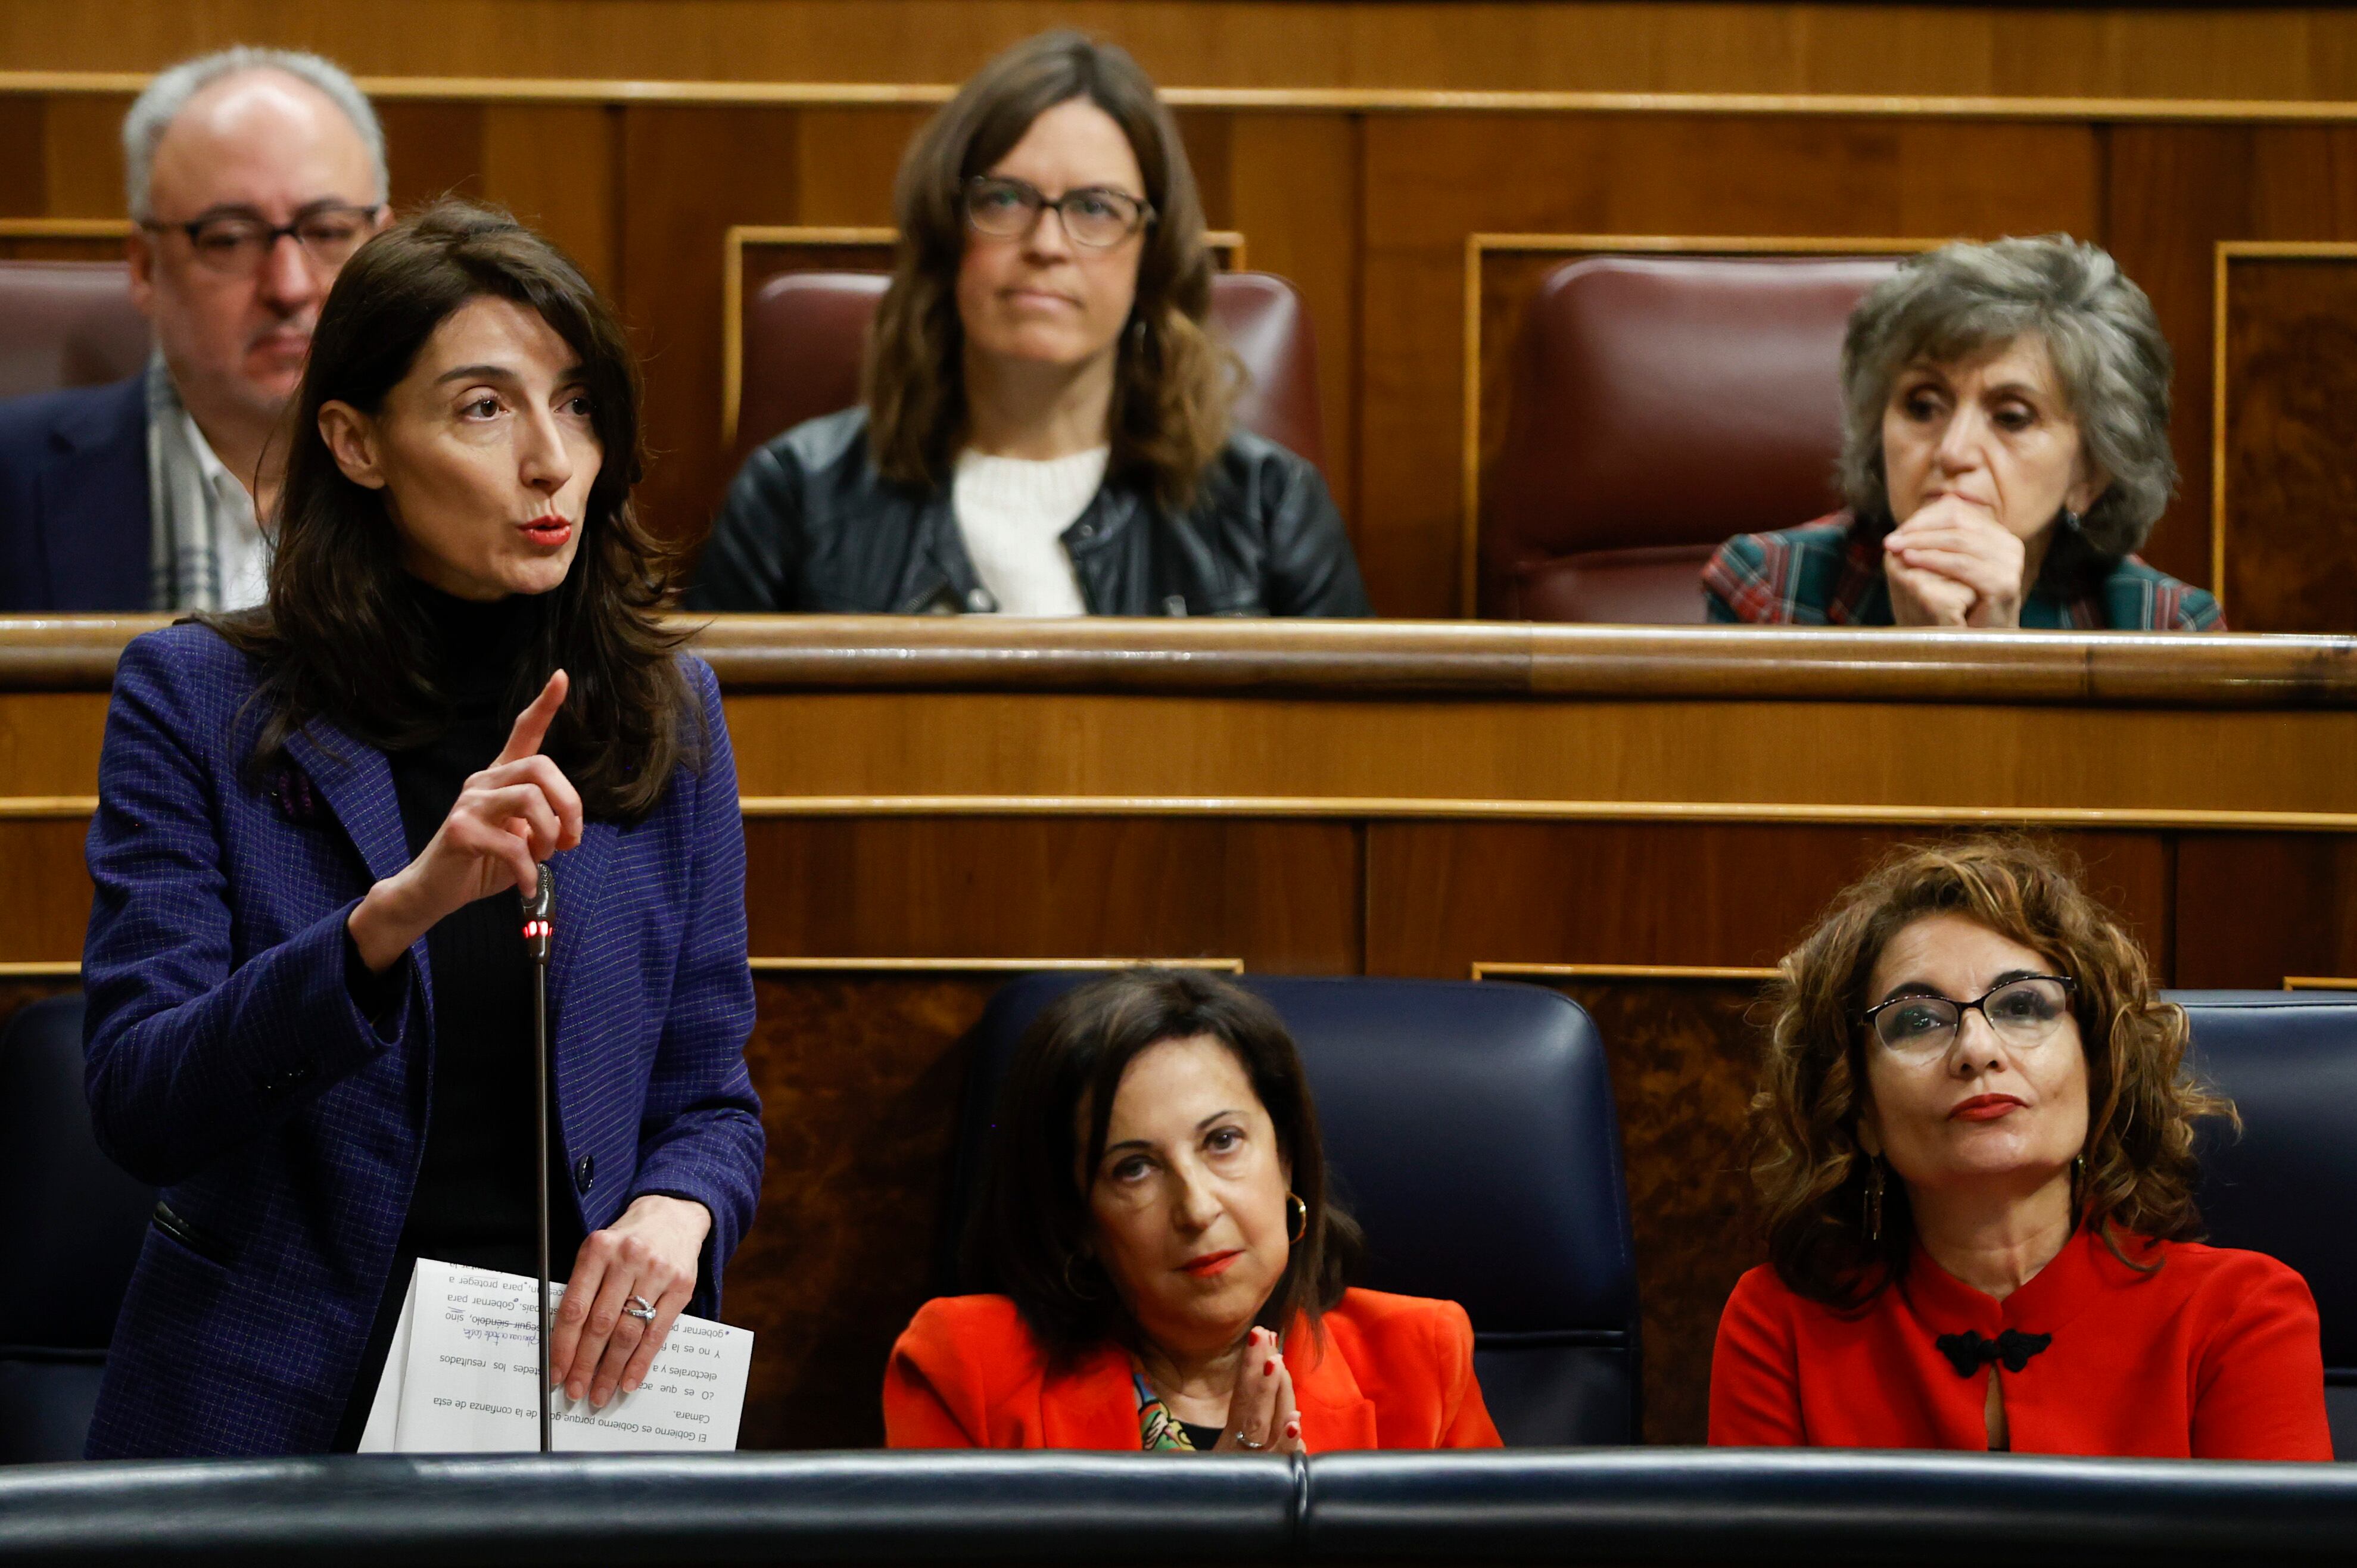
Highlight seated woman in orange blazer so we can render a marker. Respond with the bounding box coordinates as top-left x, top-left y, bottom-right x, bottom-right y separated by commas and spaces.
886, 968, 1502, 1453
1711, 838, 2329, 1460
